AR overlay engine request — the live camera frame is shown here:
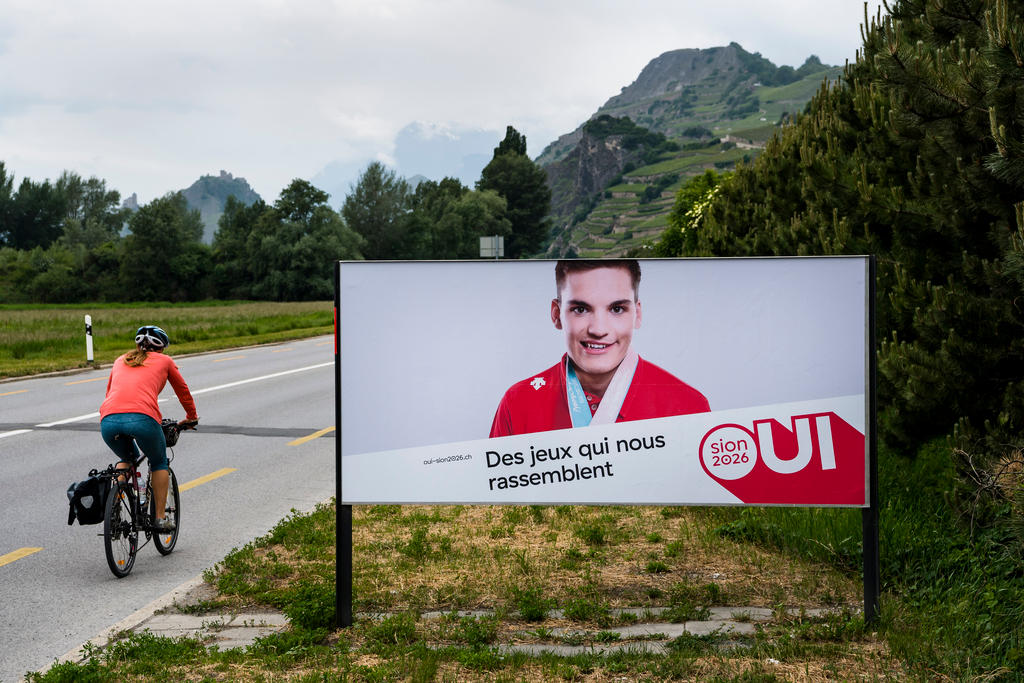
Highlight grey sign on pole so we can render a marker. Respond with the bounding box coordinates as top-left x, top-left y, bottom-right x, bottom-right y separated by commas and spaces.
479, 235, 504, 258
